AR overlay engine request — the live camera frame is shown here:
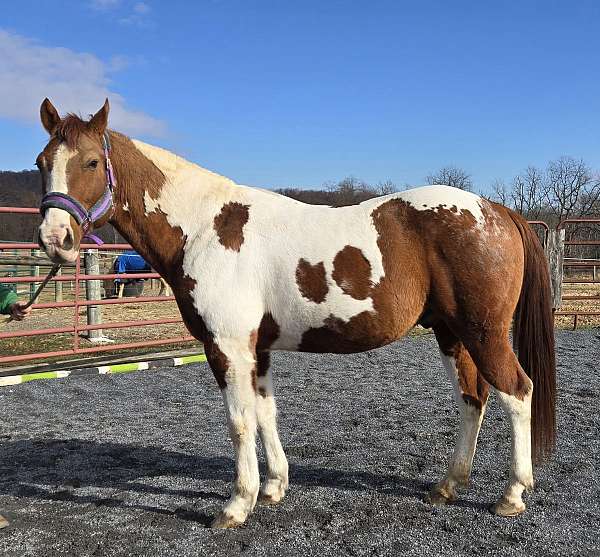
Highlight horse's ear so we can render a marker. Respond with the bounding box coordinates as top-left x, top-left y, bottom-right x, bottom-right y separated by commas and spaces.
88, 98, 110, 136
40, 98, 60, 135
